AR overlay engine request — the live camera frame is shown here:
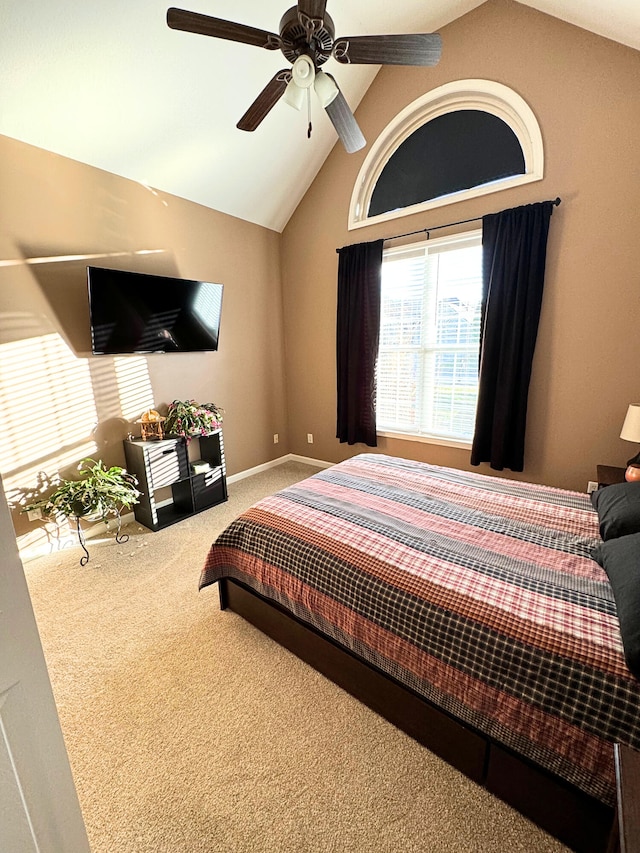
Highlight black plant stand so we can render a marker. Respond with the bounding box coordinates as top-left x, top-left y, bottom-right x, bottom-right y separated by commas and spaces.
74, 512, 129, 566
